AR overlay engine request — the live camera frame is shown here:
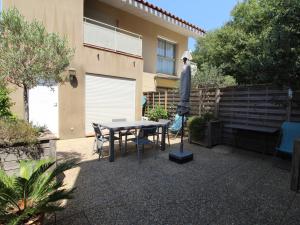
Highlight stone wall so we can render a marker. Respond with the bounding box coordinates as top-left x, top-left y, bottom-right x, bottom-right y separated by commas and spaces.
0, 135, 57, 175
